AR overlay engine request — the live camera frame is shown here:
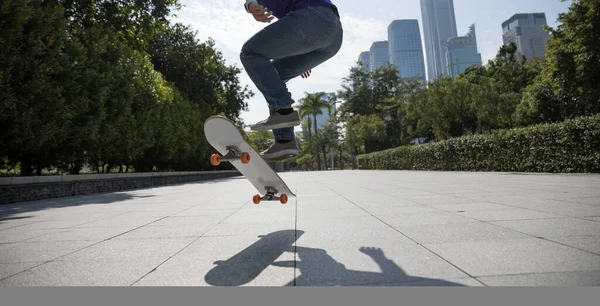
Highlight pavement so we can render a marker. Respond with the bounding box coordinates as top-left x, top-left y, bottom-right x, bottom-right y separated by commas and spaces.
0, 170, 599, 286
